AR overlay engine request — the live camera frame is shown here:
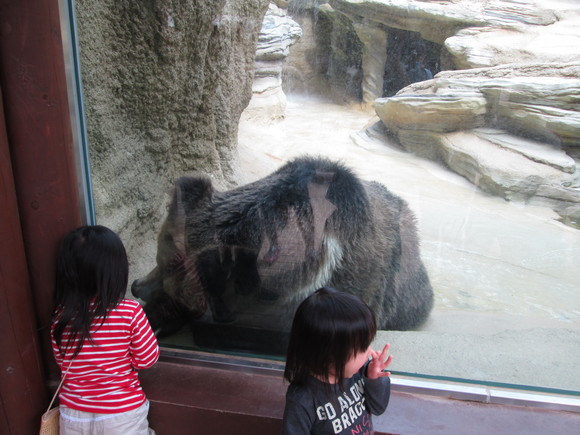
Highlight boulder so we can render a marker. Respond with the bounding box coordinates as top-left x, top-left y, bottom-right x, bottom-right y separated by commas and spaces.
482, 78, 580, 148
373, 65, 580, 226
437, 129, 577, 202
426, 75, 580, 147
374, 93, 487, 133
